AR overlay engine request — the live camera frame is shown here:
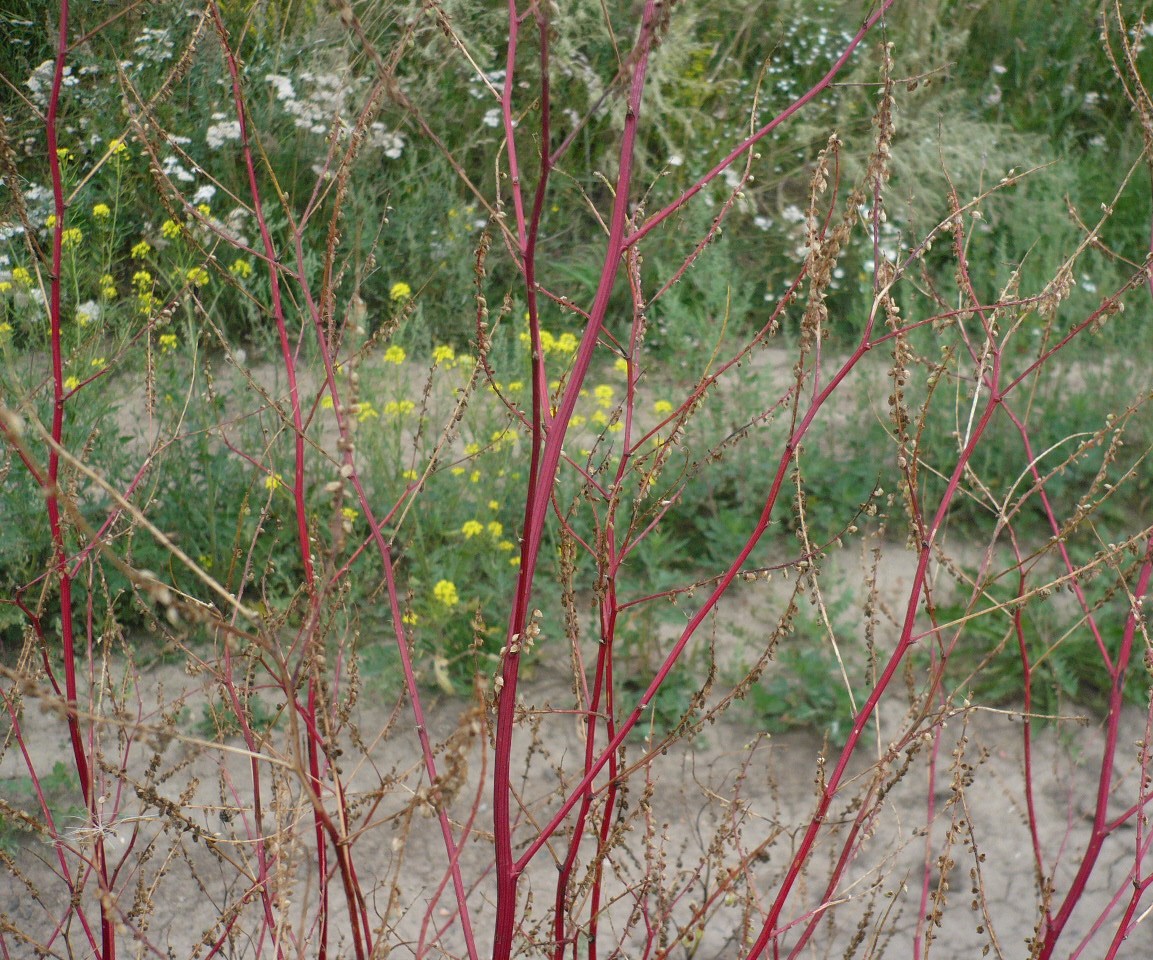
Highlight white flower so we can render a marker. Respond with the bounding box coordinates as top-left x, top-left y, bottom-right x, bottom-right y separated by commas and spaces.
667, 154, 684, 167
370, 129, 404, 160
753, 215, 773, 231
265, 73, 296, 102
162, 155, 196, 183
192, 184, 217, 205
26, 61, 76, 106
75, 300, 100, 325
206, 117, 241, 150
482, 108, 501, 128
781, 204, 805, 224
